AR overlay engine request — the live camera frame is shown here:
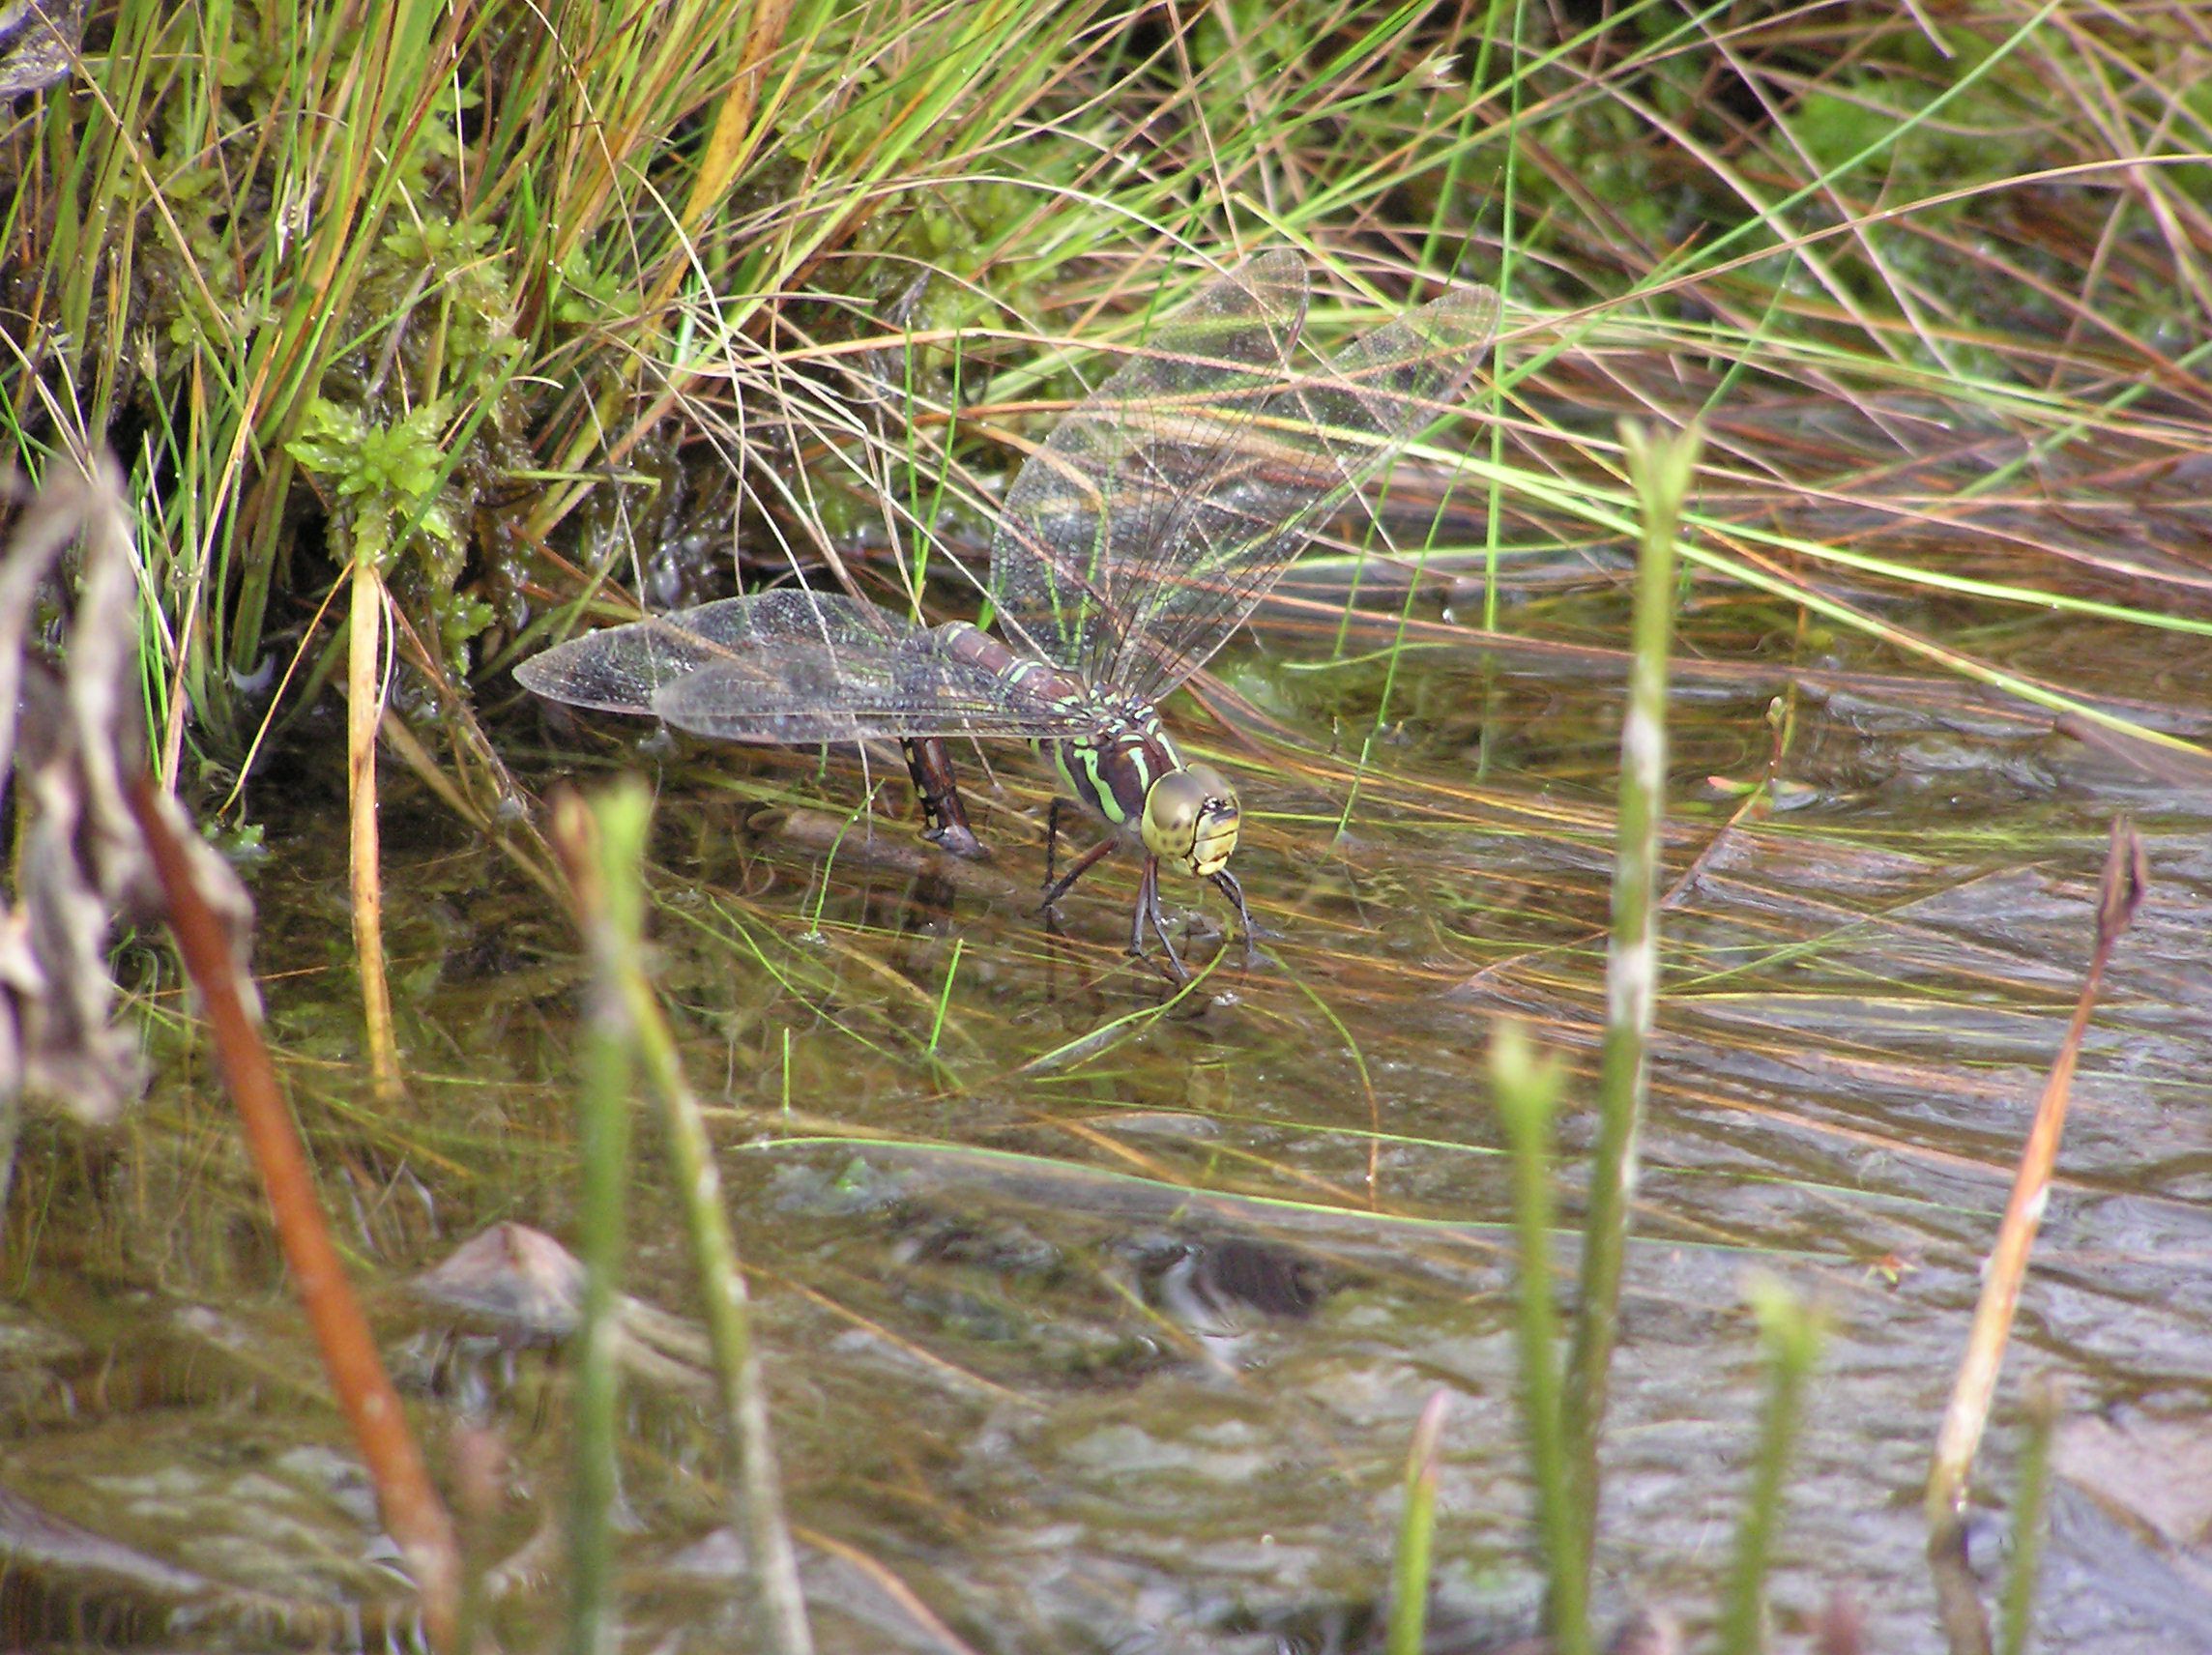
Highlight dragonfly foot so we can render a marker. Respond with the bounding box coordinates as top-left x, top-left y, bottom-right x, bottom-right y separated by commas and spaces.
1141, 943, 1194, 982
1131, 855, 1195, 981
1130, 937, 1192, 983
921, 822, 990, 861
1209, 868, 1261, 969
